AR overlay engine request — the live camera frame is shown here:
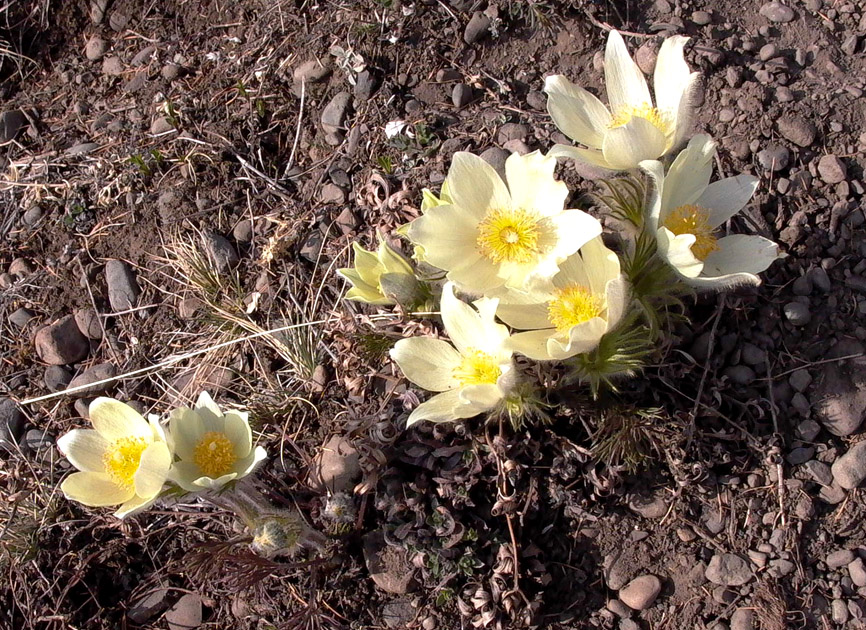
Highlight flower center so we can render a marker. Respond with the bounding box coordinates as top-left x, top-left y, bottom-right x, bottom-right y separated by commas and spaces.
103, 437, 149, 488
452, 350, 502, 386
476, 208, 543, 264
194, 431, 237, 478
547, 285, 605, 333
608, 102, 669, 134
662, 204, 720, 261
